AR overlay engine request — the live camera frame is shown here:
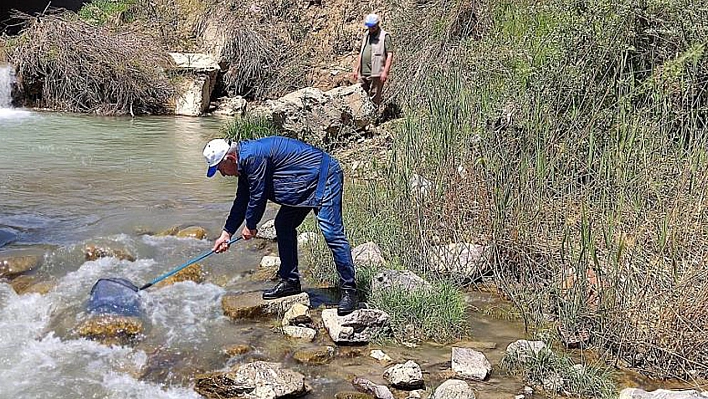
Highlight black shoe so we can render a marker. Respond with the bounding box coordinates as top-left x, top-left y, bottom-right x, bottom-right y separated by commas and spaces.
262, 279, 302, 300
337, 288, 359, 316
